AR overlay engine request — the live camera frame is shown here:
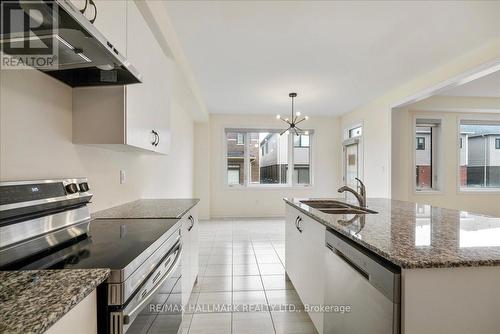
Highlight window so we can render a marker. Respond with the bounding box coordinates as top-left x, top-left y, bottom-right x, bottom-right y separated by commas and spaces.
226, 132, 245, 185
294, 134, 310, 148
415, 119, 441, 191
225, 129, 313, 186
348, 126, 362, 138
237, 133, 244, 145
459, 121, 500, 190
416, 137, 425, 150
